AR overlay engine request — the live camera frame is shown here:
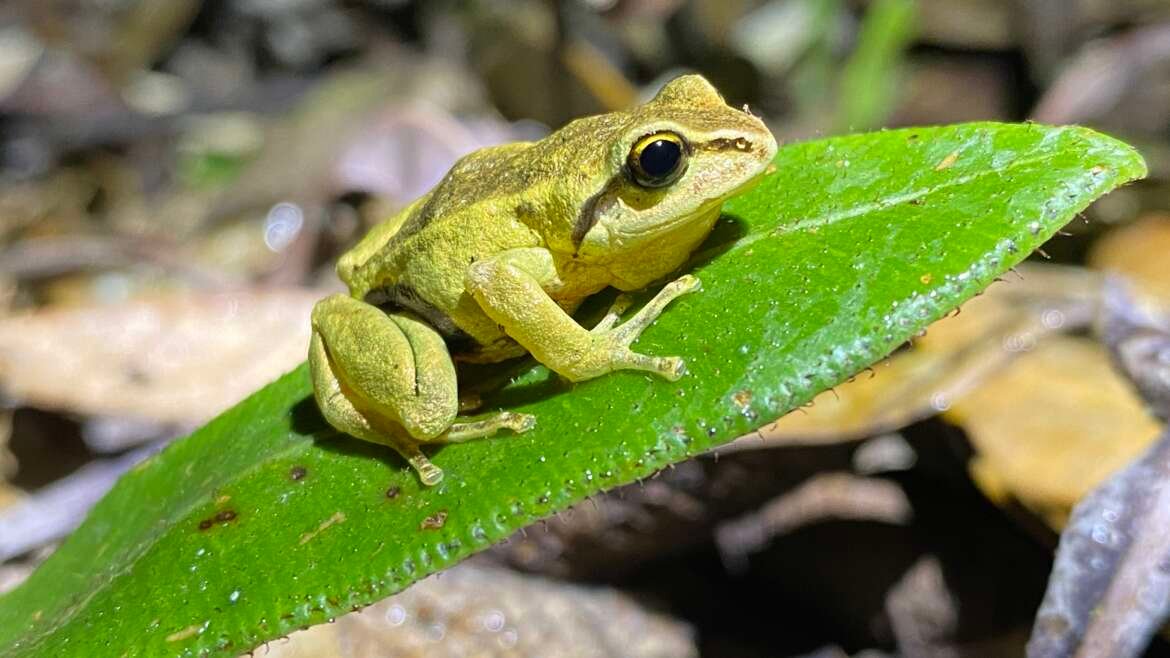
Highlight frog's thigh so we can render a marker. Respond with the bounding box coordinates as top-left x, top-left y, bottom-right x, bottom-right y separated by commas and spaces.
310, 331, 445, 485
311, 294, 458, 441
